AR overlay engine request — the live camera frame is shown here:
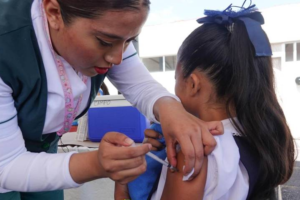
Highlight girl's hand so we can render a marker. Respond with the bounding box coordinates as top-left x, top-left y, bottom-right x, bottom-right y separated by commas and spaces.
98, 132, 151, 184
114, 182, 130, 200
143, 129, 164, 151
